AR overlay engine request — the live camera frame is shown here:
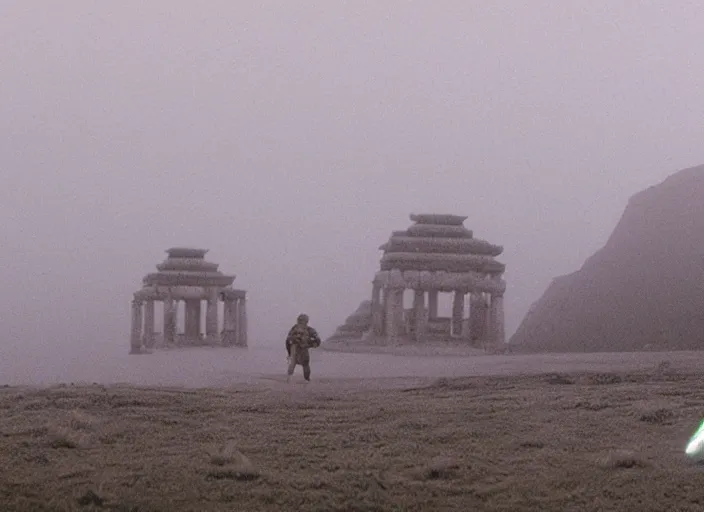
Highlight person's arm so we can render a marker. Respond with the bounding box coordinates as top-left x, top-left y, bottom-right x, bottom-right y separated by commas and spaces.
285, 327, 294, 356
309, 328, 321, 347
